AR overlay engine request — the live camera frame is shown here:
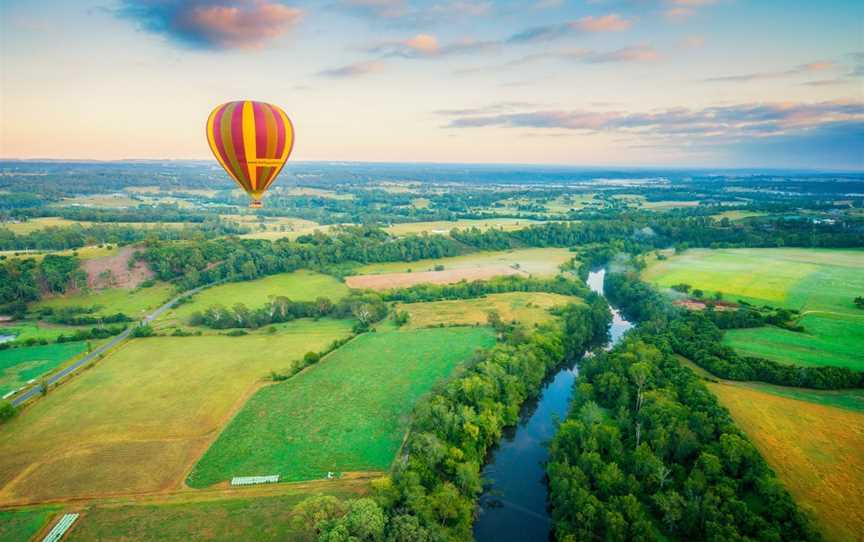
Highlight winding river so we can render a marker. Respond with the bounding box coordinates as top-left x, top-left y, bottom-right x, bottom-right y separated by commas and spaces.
473, 269, 633, 542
